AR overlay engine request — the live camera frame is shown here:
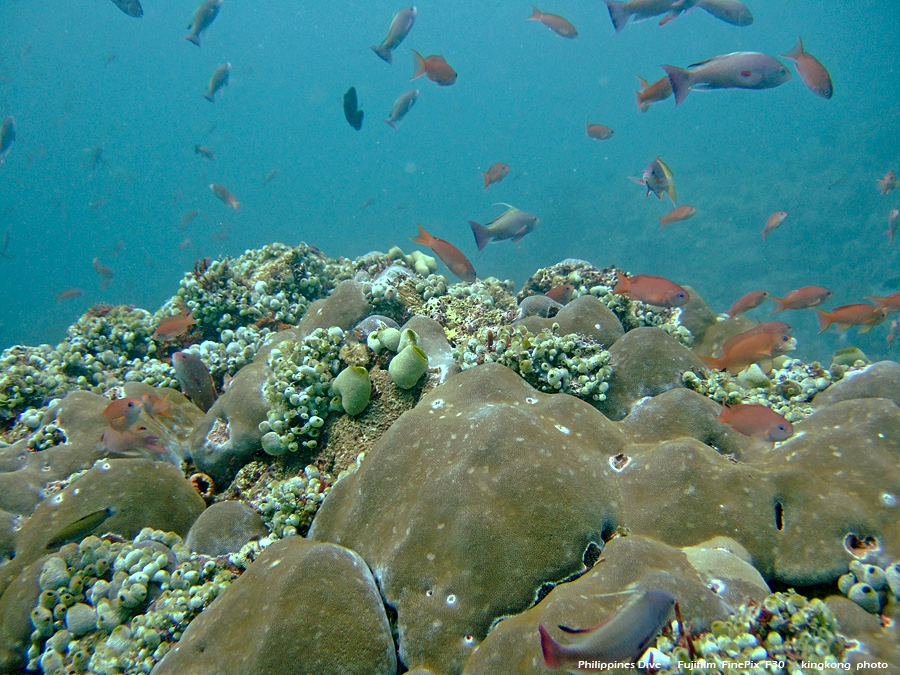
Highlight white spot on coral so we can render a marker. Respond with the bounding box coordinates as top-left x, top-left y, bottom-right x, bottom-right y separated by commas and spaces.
426, 589, 433, 597
101, 462, 111, 470
52, 494, 64, 504
525, 397, 538, 405
431, 399, 444, 410
882, 493, 898, 507
463, 634, 475, 645
594, 323, 602, 330
446, 595, 456, 605
426, 553, 435, 561
73, 489, 79, 495
707, 579, 726, 595
609, 454, 631, 472
268, 559, 282, 568
555, 424, 570, 435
